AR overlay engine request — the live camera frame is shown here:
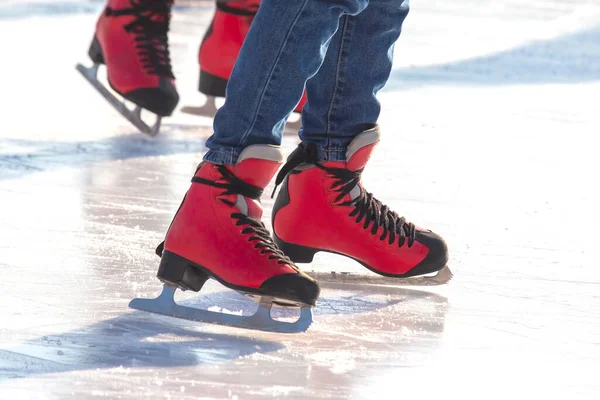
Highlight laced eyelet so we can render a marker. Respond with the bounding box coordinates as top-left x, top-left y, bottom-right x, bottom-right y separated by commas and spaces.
190, 165, 294, 266
273, 143, 417, 249
105, 1, 174, 78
